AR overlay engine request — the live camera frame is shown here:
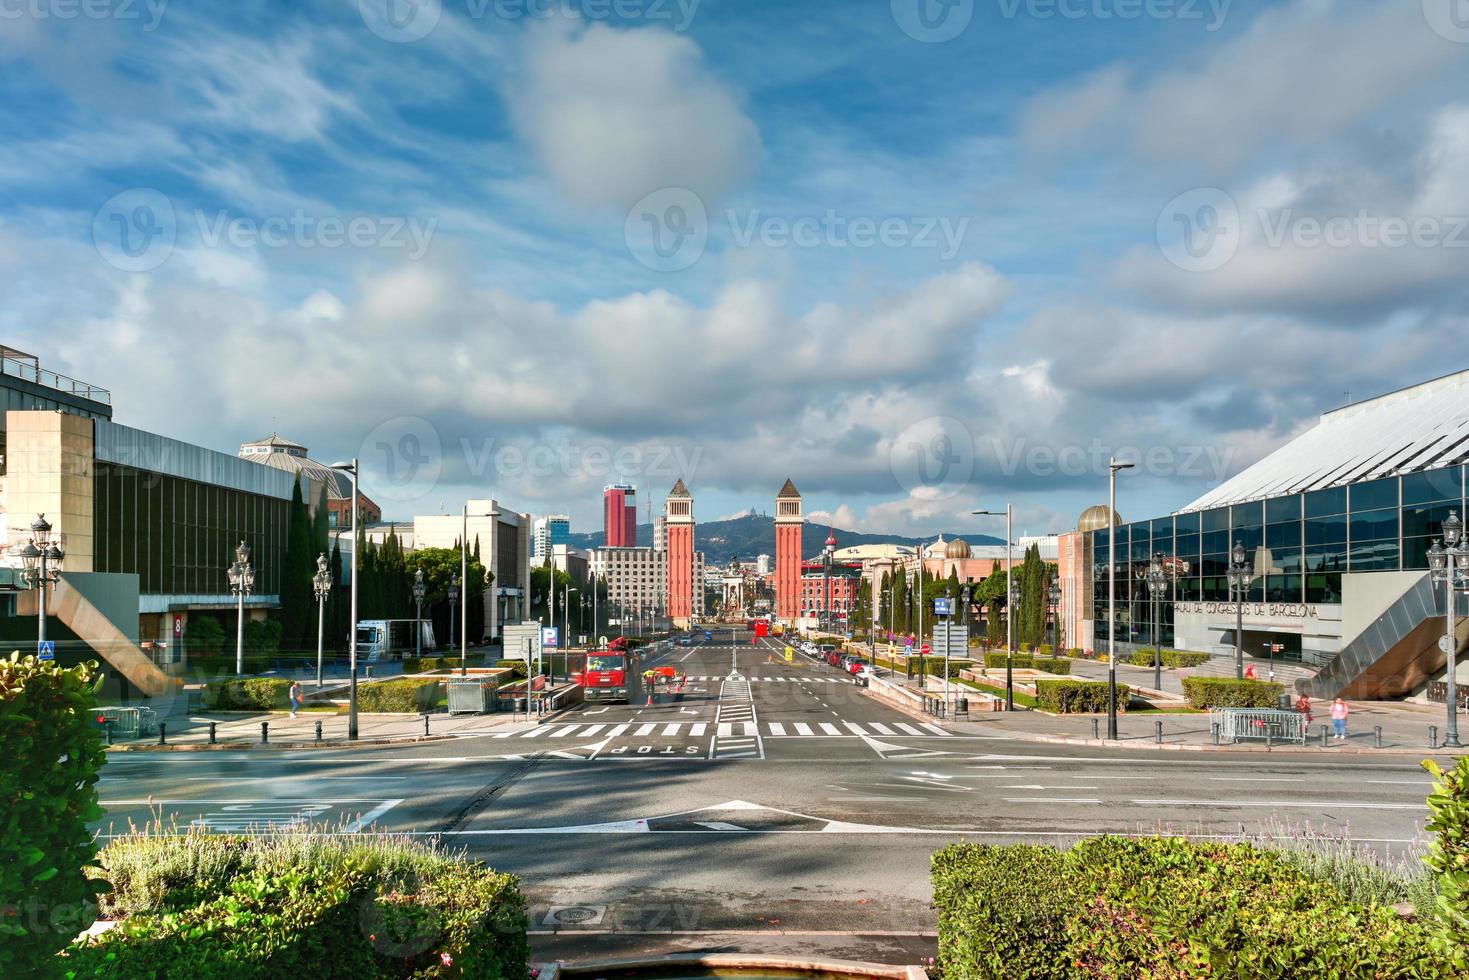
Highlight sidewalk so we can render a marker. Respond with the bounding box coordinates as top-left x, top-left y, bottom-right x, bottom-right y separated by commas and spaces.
105, 709, 536, 751
944, 697, 1468, 755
